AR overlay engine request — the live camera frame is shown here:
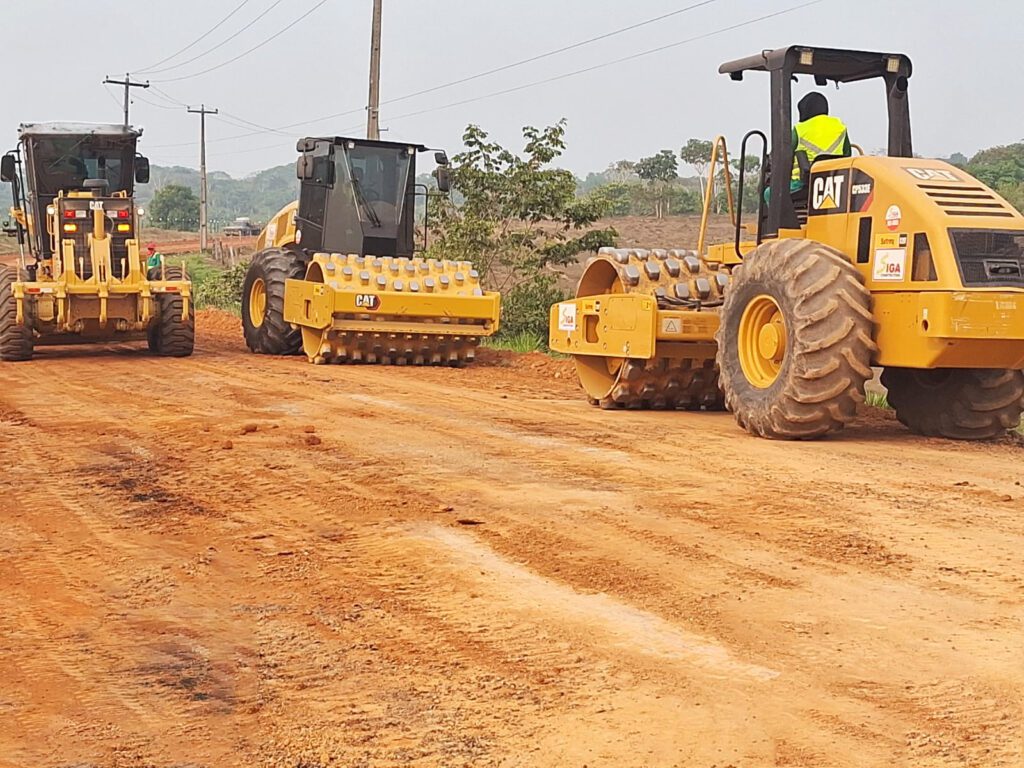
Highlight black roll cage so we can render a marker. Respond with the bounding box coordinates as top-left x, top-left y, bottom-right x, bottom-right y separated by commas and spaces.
720, 45, 913, 235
